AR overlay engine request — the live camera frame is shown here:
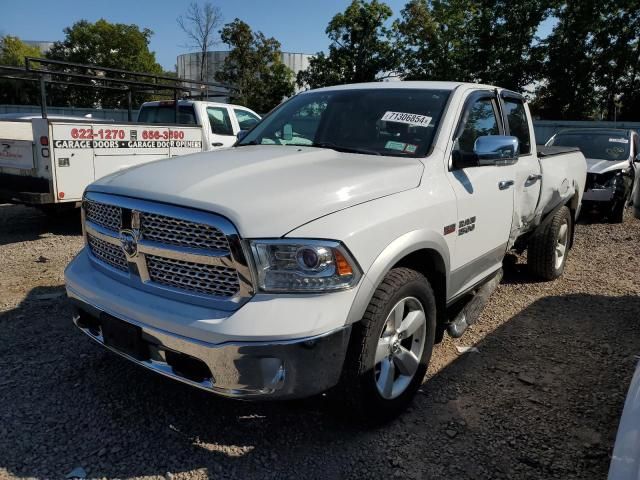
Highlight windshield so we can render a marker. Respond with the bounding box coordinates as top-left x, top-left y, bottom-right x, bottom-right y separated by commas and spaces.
237, 88, 451, 157
549, 131, 630, 161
